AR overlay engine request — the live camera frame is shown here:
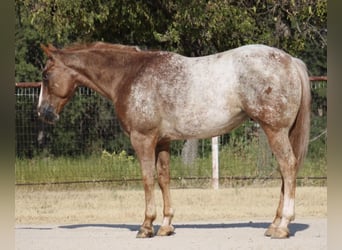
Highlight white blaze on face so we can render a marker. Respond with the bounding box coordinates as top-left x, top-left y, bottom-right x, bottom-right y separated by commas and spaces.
37, 84, 44, 115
